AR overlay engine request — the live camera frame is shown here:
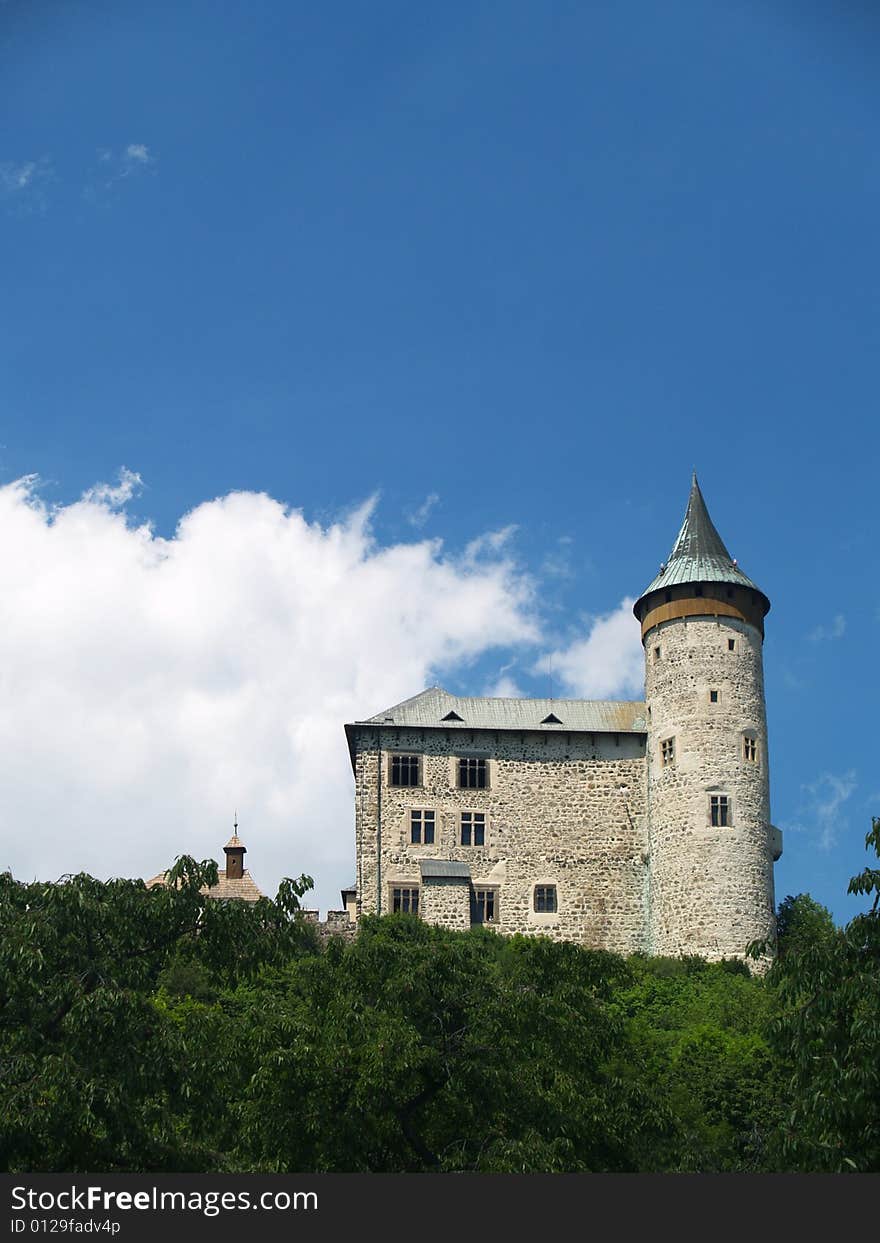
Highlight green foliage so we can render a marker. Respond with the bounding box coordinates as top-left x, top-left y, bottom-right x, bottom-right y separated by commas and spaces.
775, 893, 837, 960
615, 955, 782, 1171
4, 831, 880, 1173
764, 819, 880, 1172
0, 860, 317, 1172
